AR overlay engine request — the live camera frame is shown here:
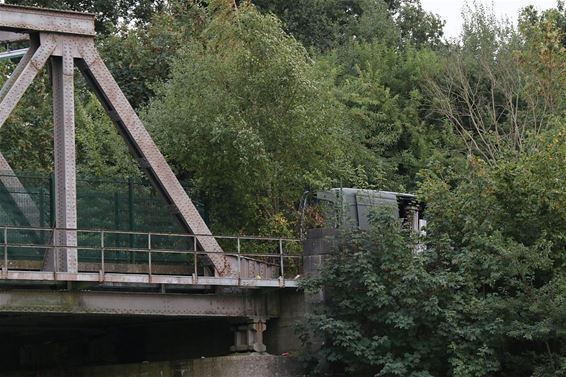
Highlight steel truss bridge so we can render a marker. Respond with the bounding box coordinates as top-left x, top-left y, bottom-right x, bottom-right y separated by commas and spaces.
0, 5, 306, 357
